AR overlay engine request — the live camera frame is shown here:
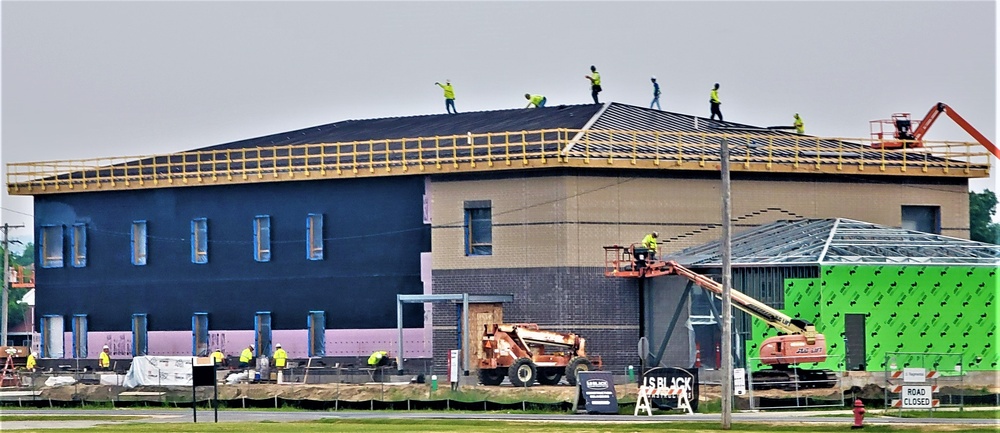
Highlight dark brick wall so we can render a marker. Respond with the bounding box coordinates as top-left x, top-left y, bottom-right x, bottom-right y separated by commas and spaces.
432, 266, 641, 375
